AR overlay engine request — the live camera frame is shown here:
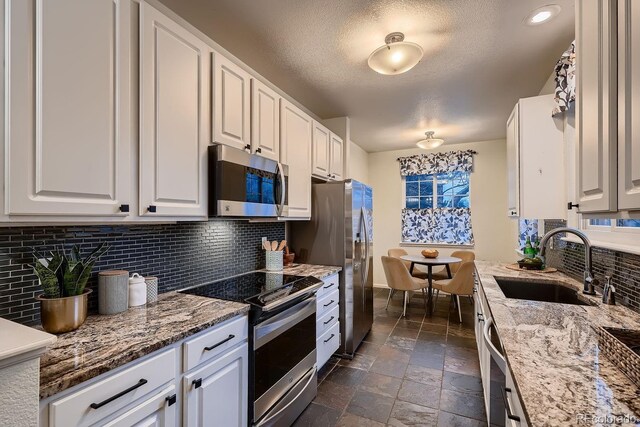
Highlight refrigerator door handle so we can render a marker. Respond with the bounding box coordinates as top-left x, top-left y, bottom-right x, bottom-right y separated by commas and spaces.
360, 207, 370, 292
